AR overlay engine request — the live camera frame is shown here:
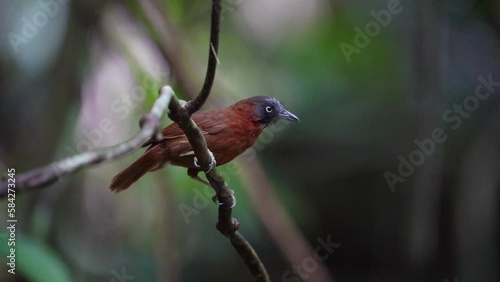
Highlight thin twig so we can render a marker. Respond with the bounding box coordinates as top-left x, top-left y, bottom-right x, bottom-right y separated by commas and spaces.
0, 86, 174, 197
211, 43, 221, 65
